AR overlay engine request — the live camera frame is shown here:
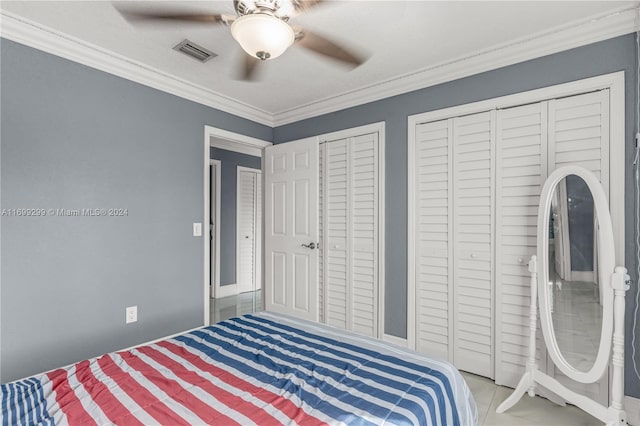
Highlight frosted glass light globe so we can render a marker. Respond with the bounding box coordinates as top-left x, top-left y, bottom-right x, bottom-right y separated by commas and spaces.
231, 14, 295, 60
